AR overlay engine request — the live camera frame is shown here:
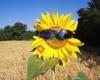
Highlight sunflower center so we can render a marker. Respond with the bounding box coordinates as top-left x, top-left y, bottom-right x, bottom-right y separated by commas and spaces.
46, 27, 67, 49
46, 39, 67, 49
